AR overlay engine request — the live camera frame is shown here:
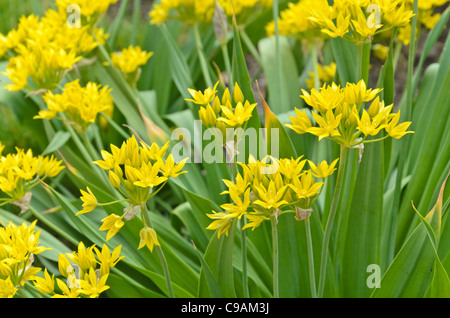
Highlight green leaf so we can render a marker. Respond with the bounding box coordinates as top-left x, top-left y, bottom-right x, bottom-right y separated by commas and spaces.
42, 131, 71, 155
341, 138, 384, 297
193, 242, 225, 298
